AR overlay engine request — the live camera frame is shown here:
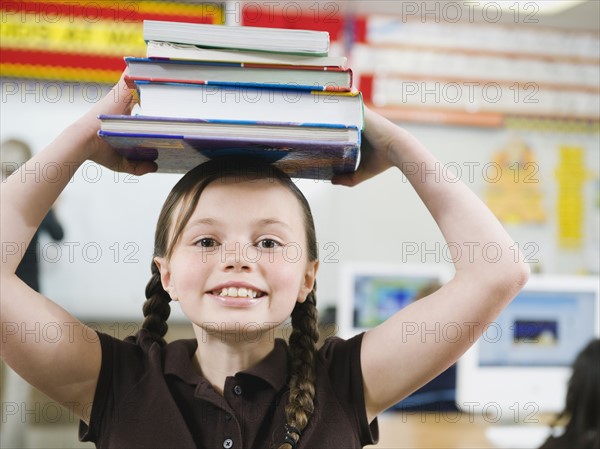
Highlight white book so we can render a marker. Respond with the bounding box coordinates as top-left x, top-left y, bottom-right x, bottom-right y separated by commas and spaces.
144, 20, 330, 55
146, 41, 347, 68
135, 81, 364, 128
